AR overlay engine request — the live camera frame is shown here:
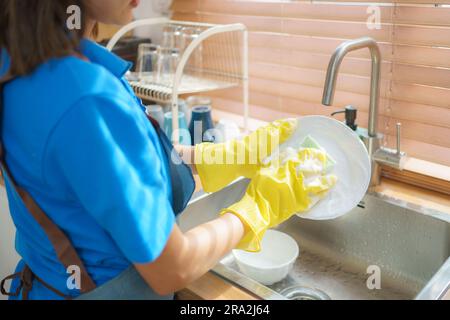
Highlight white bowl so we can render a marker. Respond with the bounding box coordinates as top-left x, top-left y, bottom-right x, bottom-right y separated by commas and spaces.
232, 230, 299, 285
